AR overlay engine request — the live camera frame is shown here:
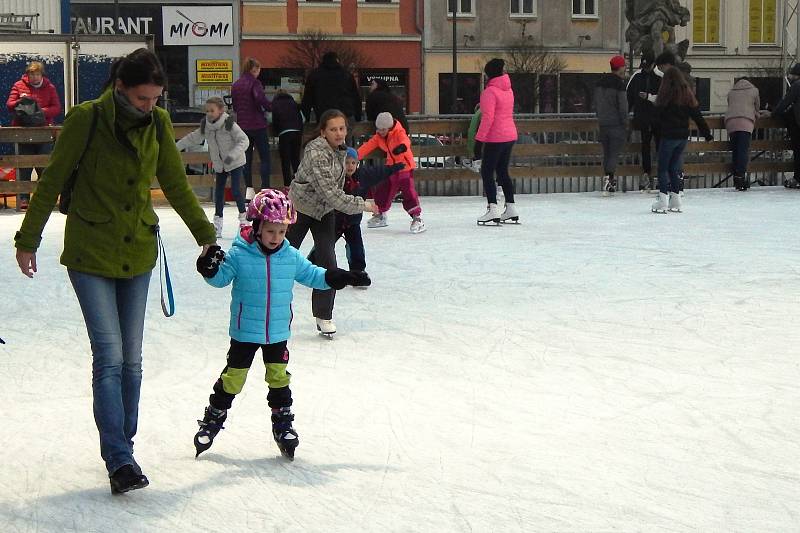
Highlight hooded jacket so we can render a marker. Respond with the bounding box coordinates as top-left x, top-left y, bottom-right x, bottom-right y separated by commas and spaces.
231, 72, 271, 131
594, 73, 628, 129
725, 79, 761, 132
271, 92, 304, 136
14, 88, 216, 277
301, 55, 362, 122
177, 112, 249, 172
475, 74, 518, 144
289, 136, 366, 221
625, 68, 662, 128
6, 74, 61, 126
206, 226, 330, 345
357, 120, 415, 171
